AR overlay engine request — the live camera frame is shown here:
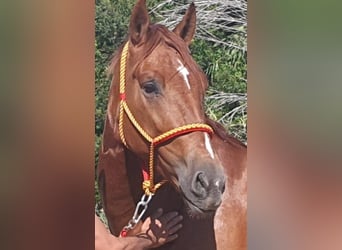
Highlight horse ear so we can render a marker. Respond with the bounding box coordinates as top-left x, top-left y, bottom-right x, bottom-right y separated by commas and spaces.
173, 3, 196, 45
129, 0, 150, 46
